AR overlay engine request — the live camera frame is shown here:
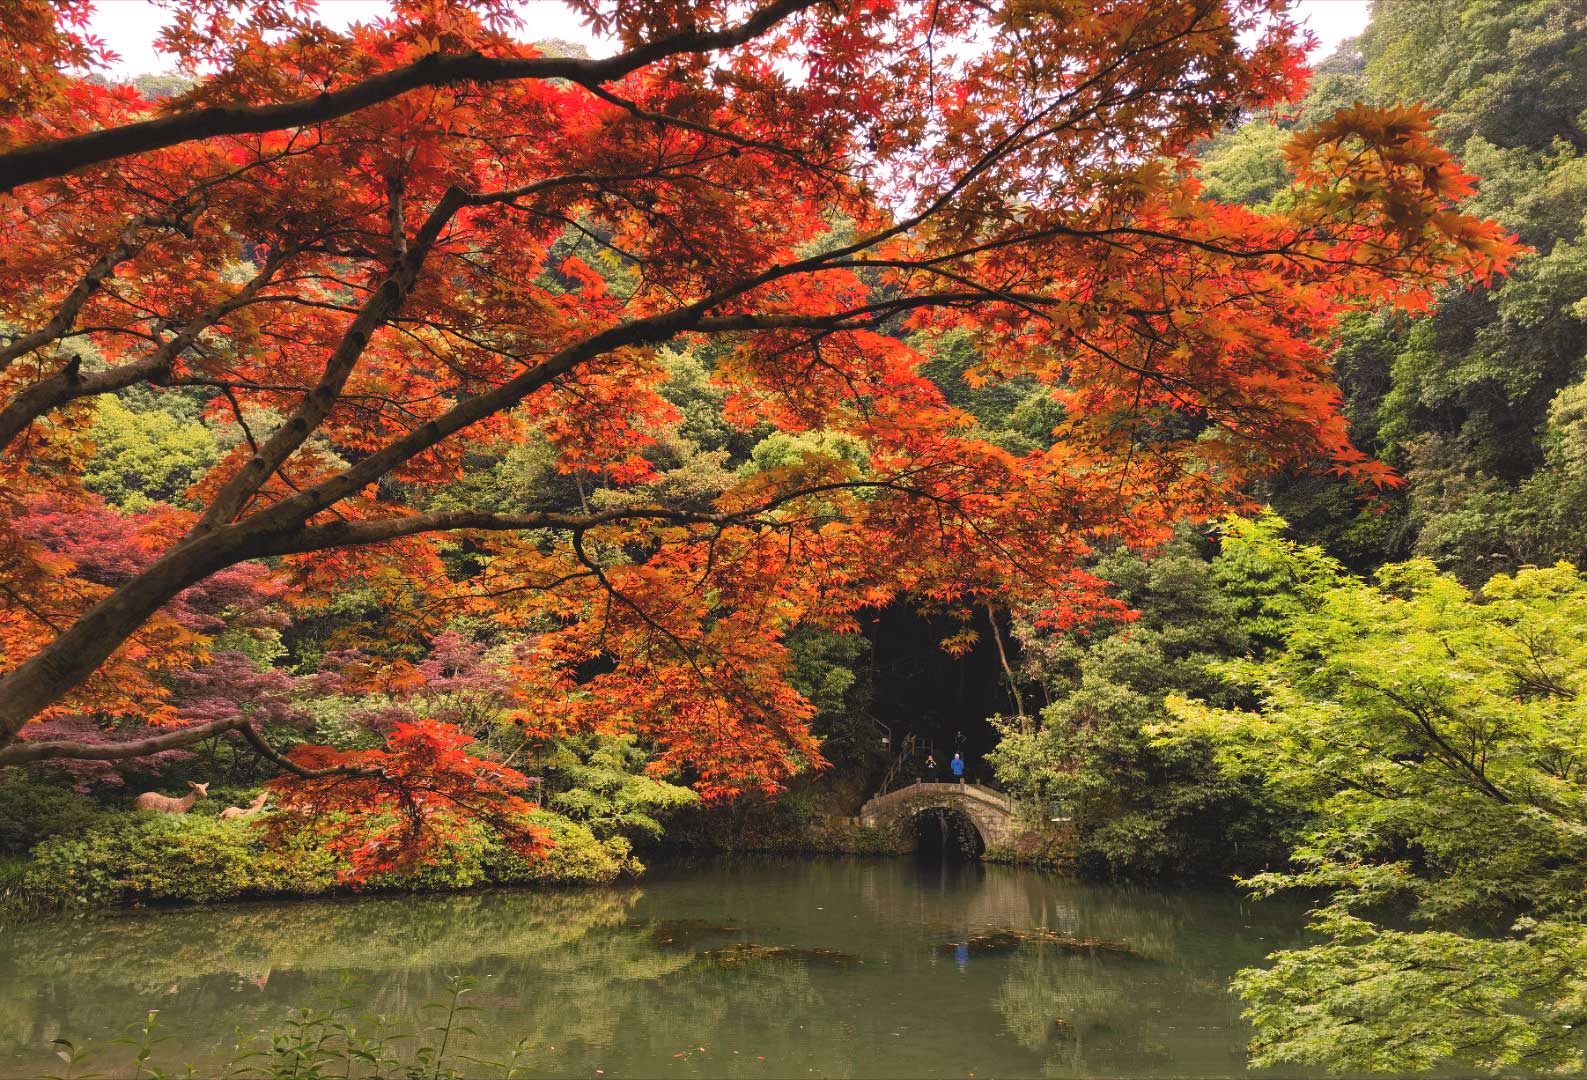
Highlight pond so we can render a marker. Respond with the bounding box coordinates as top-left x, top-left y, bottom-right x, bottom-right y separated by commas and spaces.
0, 856, 1316, 1078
